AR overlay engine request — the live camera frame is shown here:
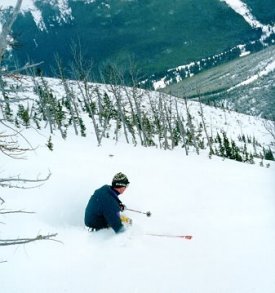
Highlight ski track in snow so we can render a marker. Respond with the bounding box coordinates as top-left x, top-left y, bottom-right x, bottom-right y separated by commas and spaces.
1, 120, 275, 293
